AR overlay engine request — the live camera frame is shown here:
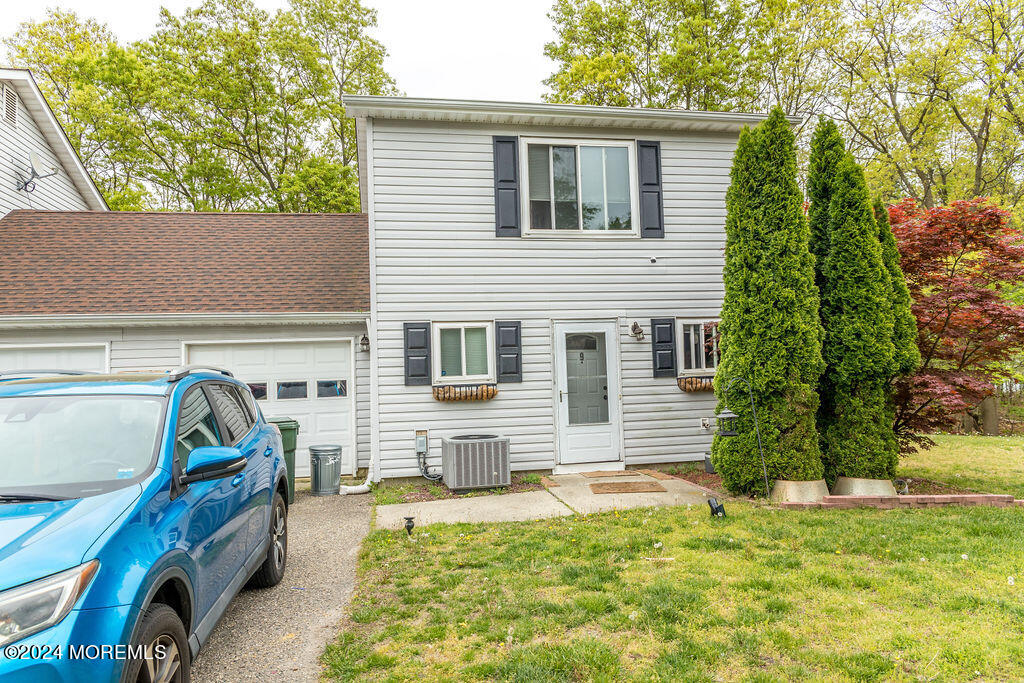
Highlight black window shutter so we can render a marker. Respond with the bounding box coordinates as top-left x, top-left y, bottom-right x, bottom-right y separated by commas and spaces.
404, 323, 431, 386
637, 140, 664, 238
651, 318, 676, 377
495, 320, 522, 383
493, 136, 520, 237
